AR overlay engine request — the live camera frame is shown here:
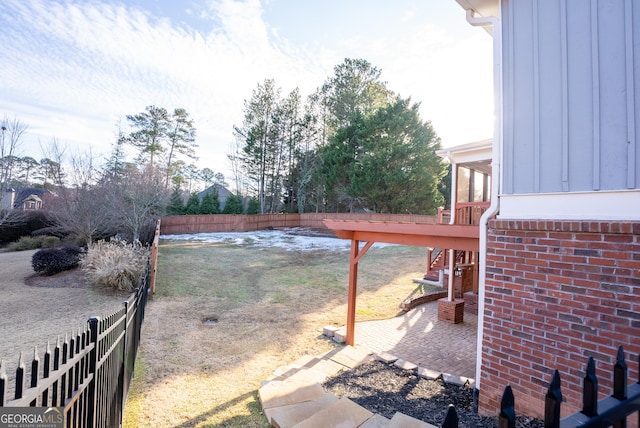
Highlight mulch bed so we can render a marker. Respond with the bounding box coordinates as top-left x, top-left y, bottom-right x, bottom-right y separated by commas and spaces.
323, 360, 544, 427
